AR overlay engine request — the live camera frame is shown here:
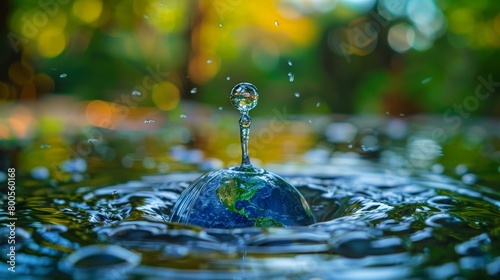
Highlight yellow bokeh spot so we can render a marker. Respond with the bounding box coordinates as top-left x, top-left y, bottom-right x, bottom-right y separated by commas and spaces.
448, 9, 475, 34
86, 100, 112, 126
72, 0, 103, 24
152, 82, 180, 111
37, 27, 66, 58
